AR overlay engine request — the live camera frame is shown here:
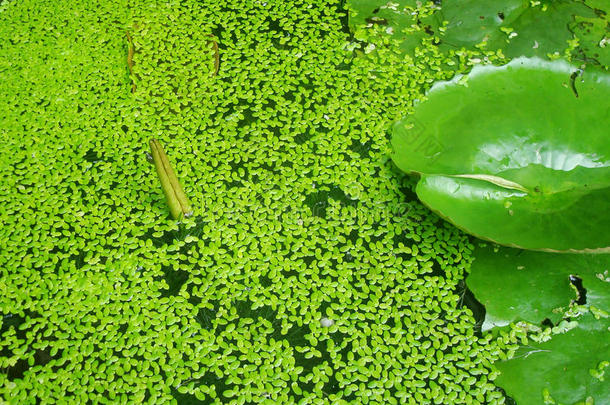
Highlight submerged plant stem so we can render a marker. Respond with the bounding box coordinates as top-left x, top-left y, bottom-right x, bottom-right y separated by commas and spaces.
150, 139, 192, 219
126, 30, 136, 93
208, 35, 219, 75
